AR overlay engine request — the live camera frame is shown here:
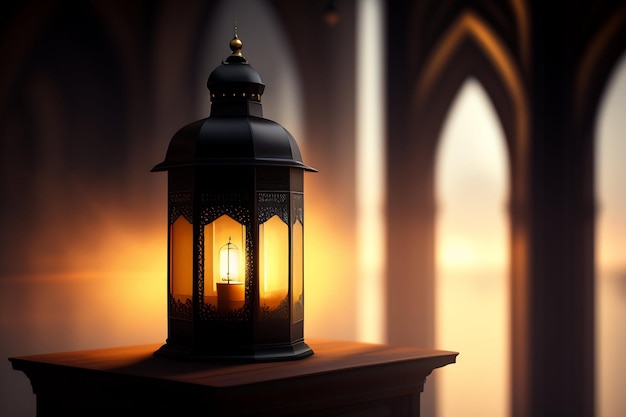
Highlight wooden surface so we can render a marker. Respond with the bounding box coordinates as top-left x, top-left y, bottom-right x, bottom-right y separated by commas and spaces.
10, 339, 457, 416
